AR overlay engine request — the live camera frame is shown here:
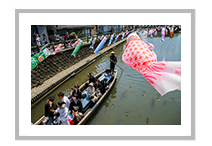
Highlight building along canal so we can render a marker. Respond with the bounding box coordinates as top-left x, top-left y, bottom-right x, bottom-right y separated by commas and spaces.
31, 33, 181, 125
